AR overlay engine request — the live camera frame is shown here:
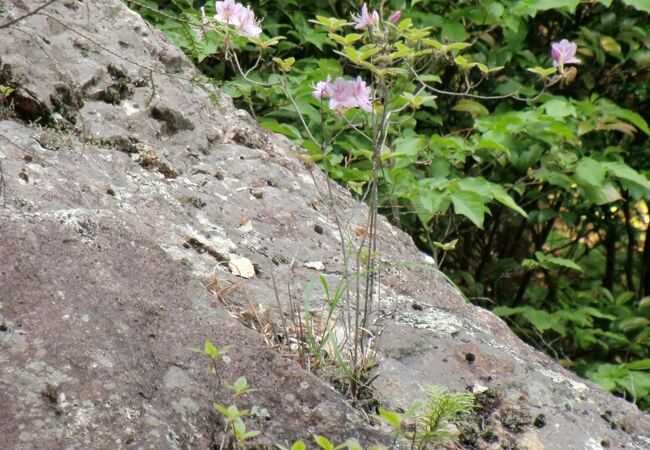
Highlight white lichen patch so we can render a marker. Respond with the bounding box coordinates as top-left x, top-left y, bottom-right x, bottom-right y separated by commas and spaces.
122, 101, 140, 116
184, 223, 236, 257
298, 172, 314, 186
538, 367, 589, 393
378, 288, 464, 335
195, 213, 234, 241
14, 360, 73, 408
163, 366, 191, 389
127, 173, 183, 209
67, 400, 96, 436
91, 351, 115, 369
5, 332, 28, 354
42, 208, 111, 238
171, 397, 199, 416
122, 406, 141, 421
